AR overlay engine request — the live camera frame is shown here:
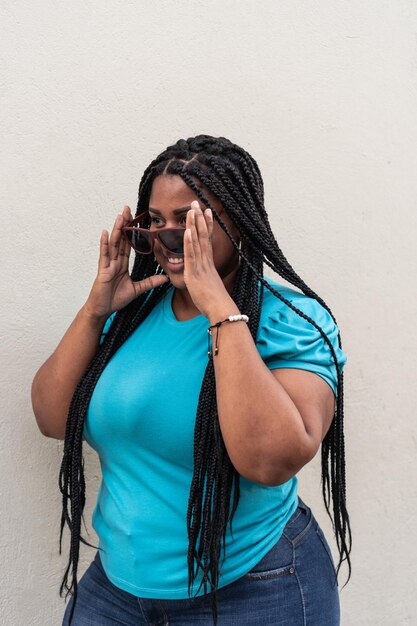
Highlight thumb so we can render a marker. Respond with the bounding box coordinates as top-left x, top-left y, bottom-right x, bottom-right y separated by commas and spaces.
134, 273, 170, 296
